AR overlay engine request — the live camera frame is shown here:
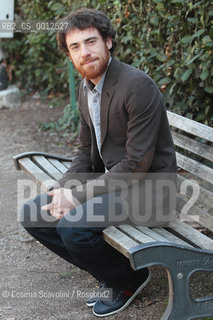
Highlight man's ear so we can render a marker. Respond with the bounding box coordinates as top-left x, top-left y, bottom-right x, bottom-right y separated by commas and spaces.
106, 37, 112, 50
67, 52, 73, 62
